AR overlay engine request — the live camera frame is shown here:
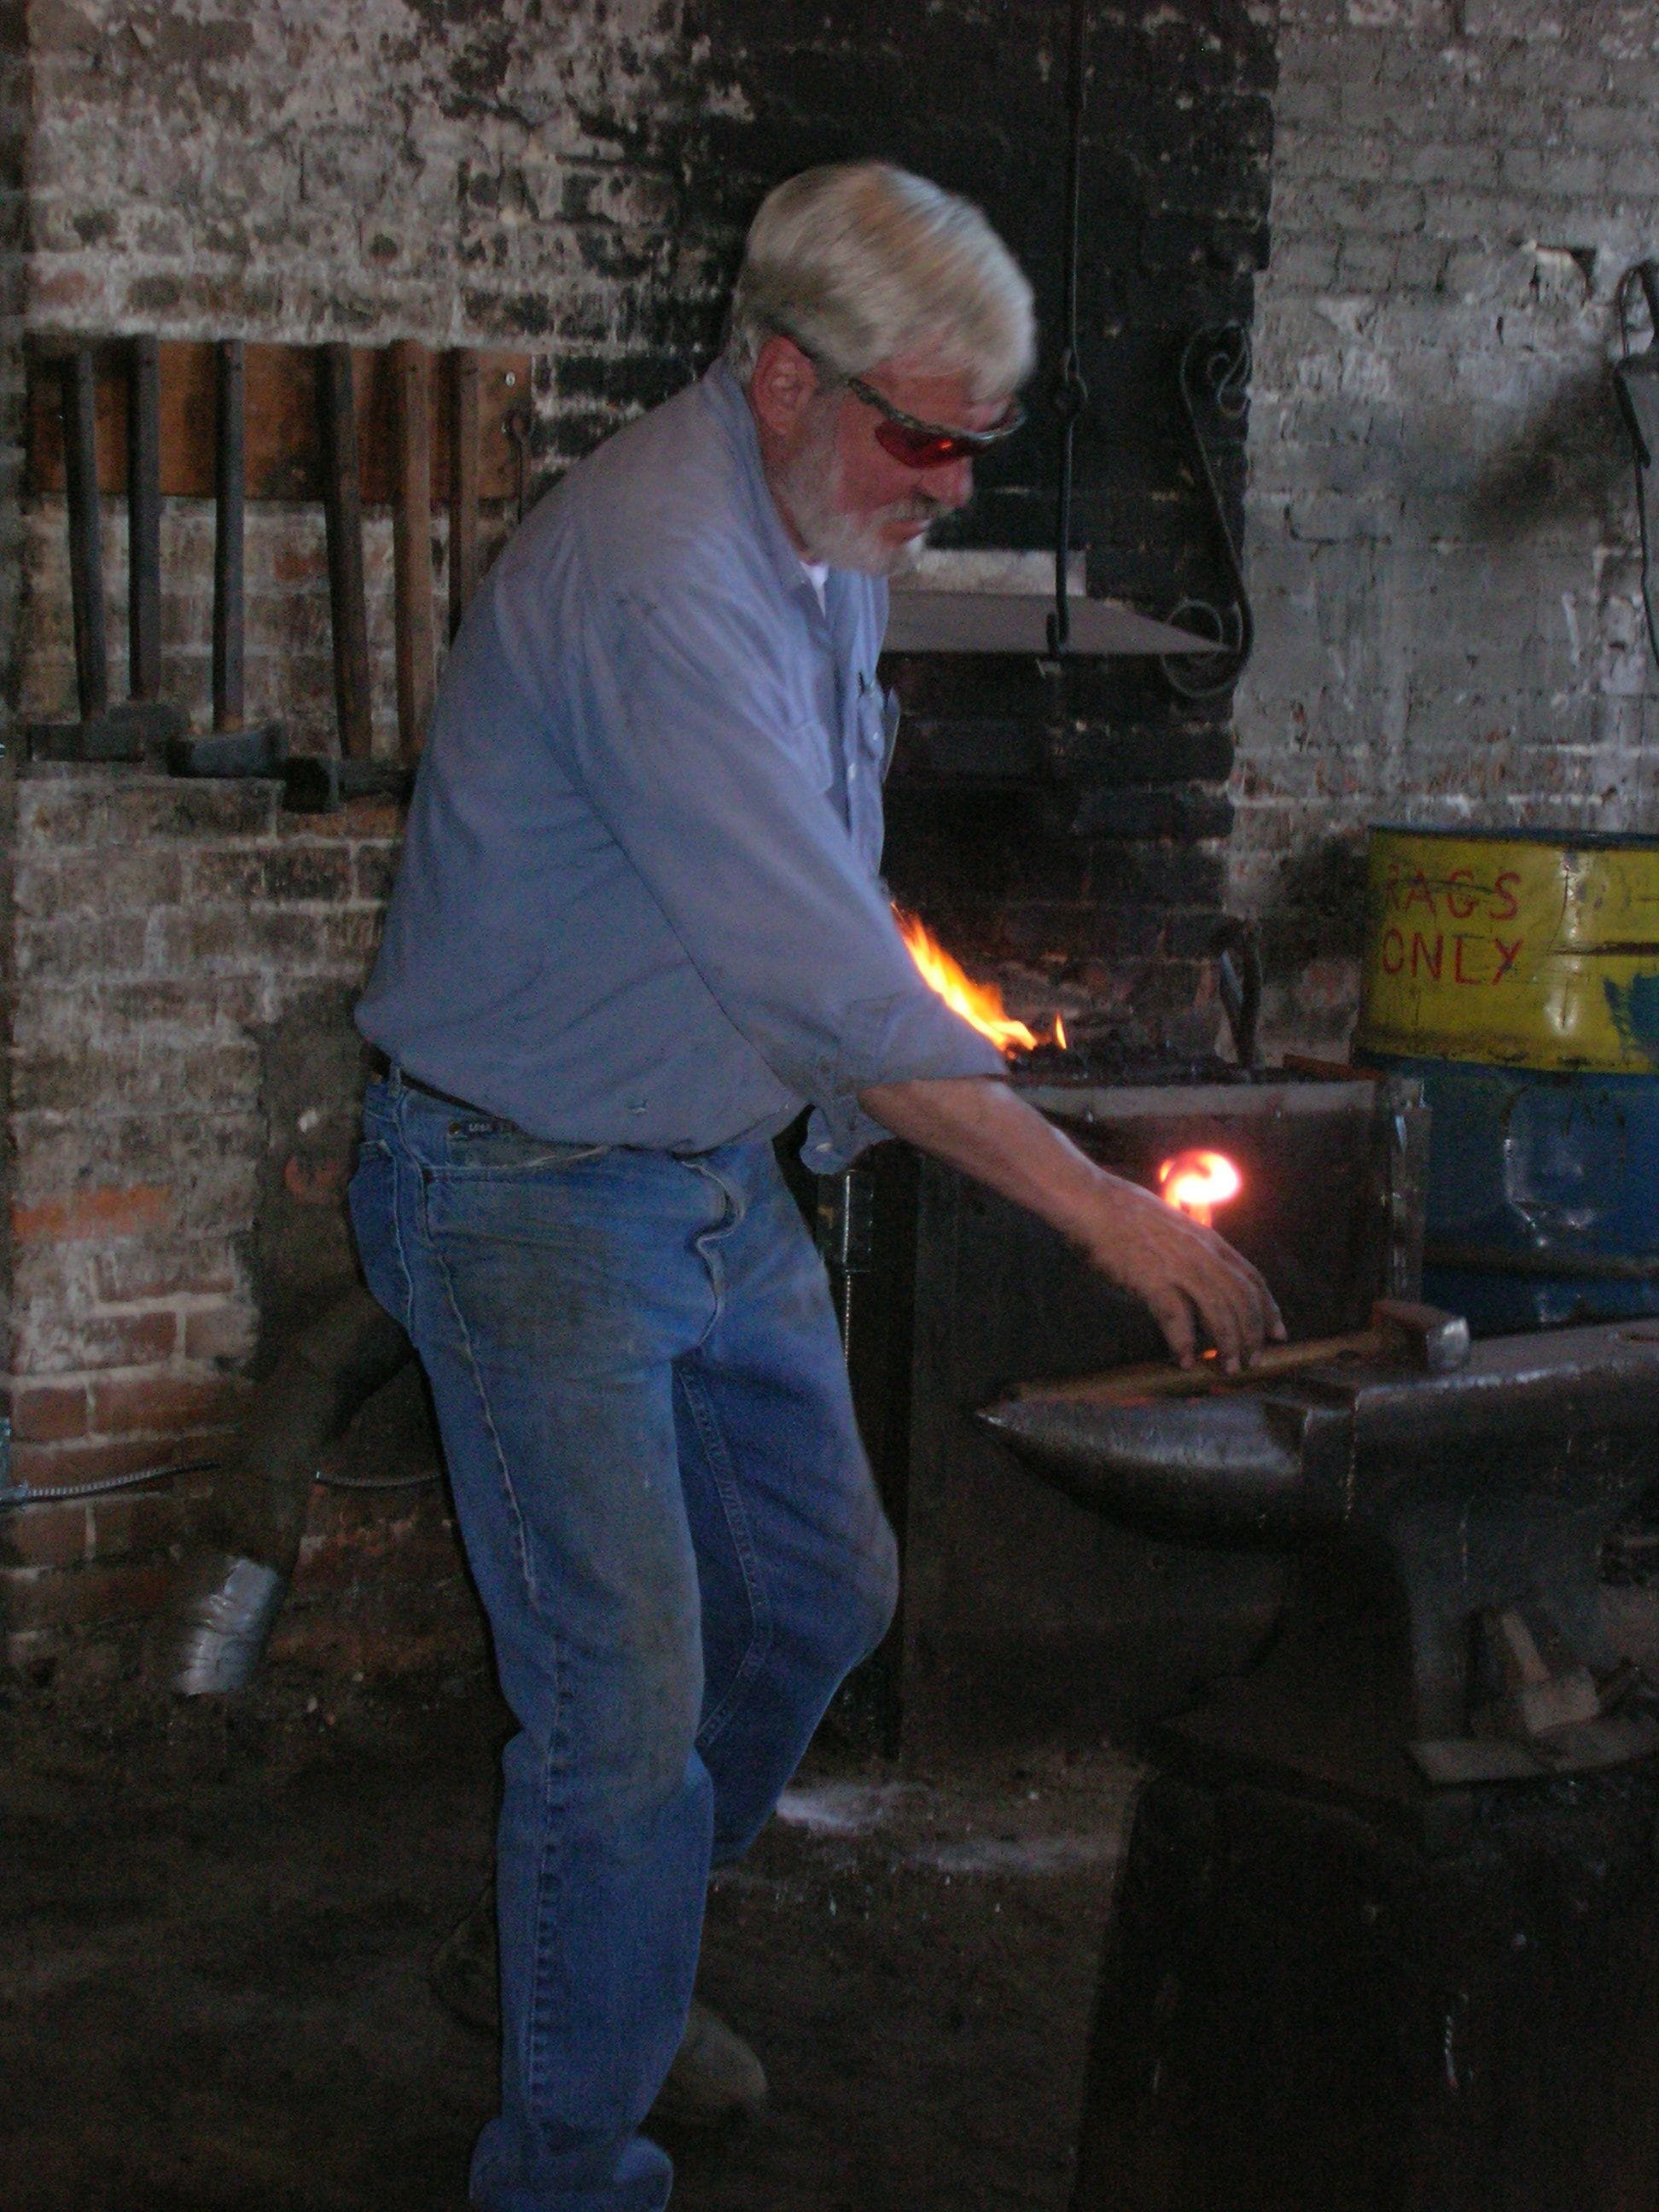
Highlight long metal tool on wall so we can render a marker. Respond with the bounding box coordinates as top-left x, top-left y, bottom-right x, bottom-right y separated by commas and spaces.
1615, 259, 1659, 670
24, 335, 531, 798
1047, 0, 1091, 659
